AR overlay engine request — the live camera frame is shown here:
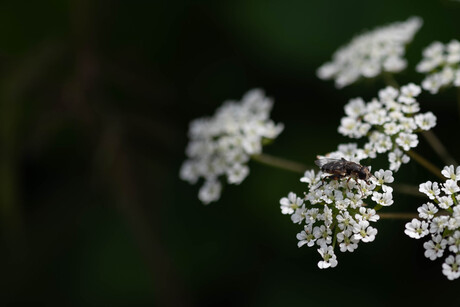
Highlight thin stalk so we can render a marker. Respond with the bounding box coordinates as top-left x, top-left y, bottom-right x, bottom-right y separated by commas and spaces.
407, 150, 444, 180
380, 210, 451, 220
251, 153, 309, 174
457, 87, 460, 121
379, 212, 419, 220
422, 130, 458, 167
382, 72, 400, 88
392, 183, 423, 197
